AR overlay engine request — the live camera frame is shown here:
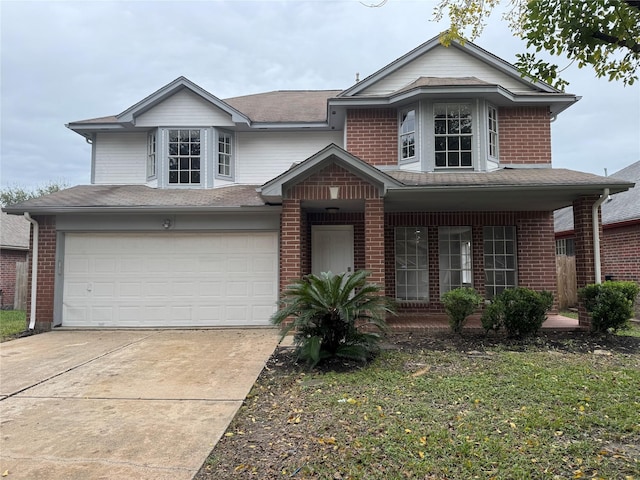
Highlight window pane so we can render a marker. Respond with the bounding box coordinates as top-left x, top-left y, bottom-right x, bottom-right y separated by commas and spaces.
191, 157, 200, 169
191, 171, 200, 183
449, 152, 460, 167
169, 157, 178, 170
180, 171, 189, 183
461, 136, 472, 150
169, 143, 178, 156
448, 120, 459, 134
395, 227, 428, 301
435, 137, 446, 151
169, 171, 178, 183
434, 120, 446, 134
447, 137, 459, 150
435, 153, 446, 167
